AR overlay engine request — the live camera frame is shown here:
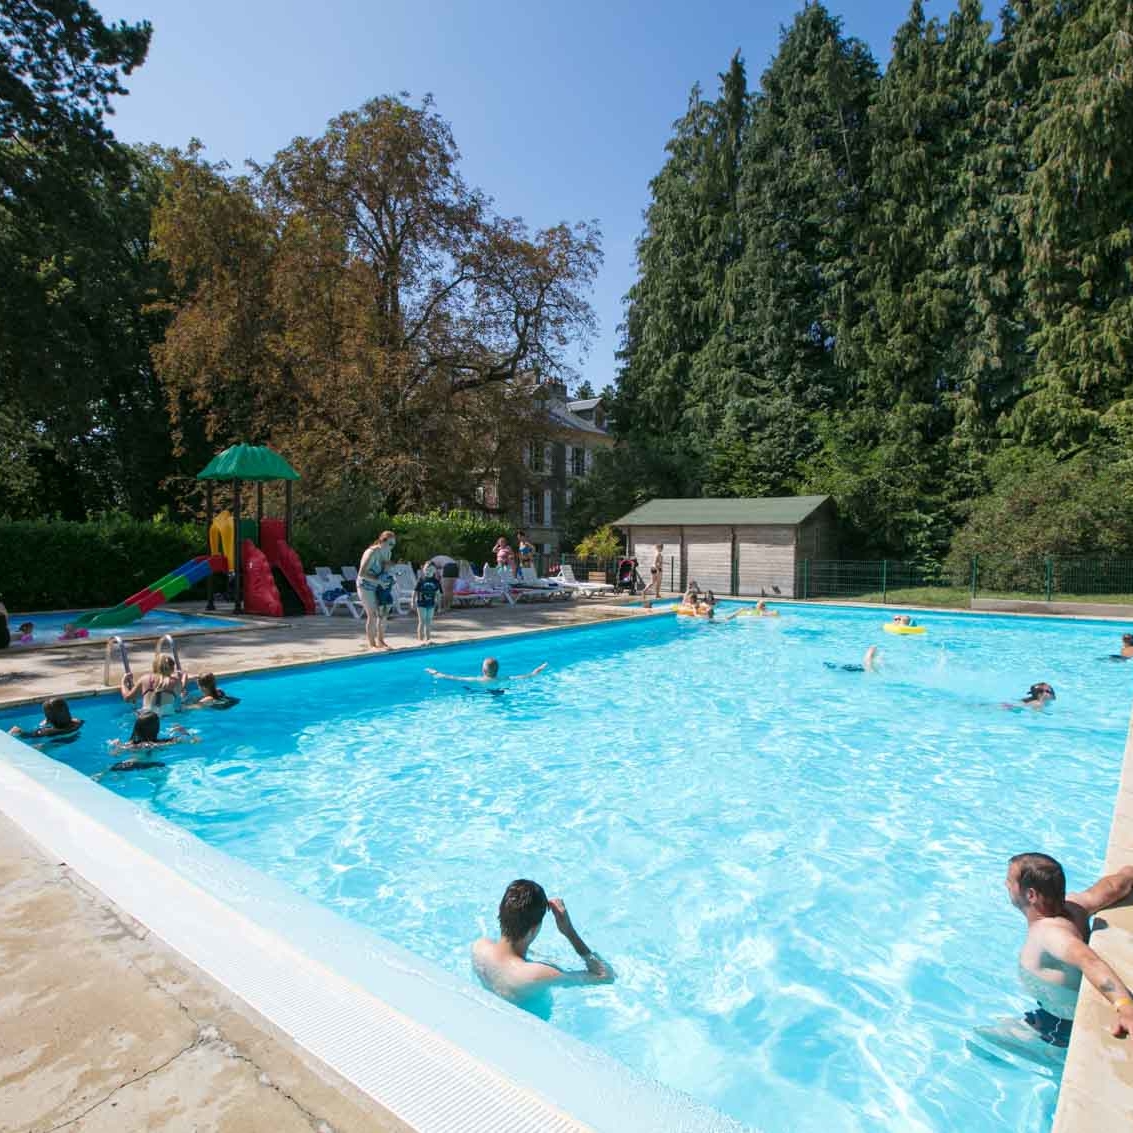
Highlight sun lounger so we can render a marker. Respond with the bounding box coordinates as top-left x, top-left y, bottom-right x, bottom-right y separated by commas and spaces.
557, 563, 616, 598
458, 560, 514, 606
307, 573, 362, 618
517, 565, 575, 600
